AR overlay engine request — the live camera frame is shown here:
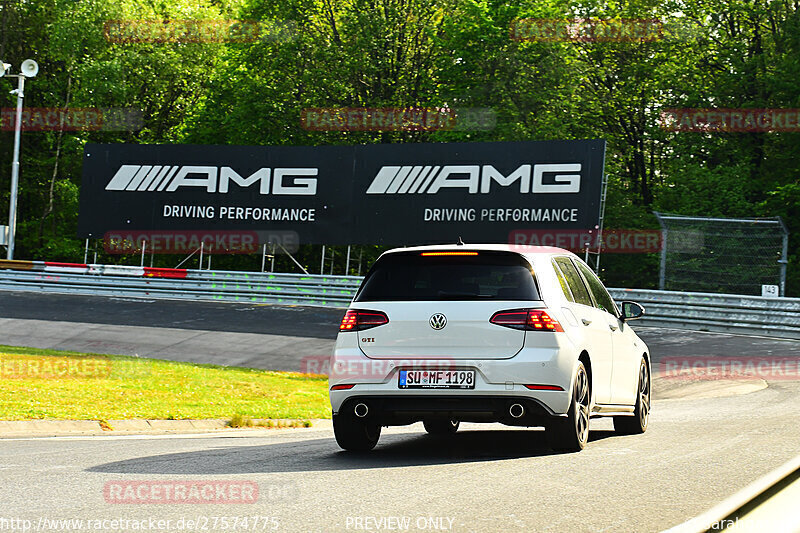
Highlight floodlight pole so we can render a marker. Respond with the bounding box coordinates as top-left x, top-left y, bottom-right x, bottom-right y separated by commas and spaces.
7, 74, 25, 260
